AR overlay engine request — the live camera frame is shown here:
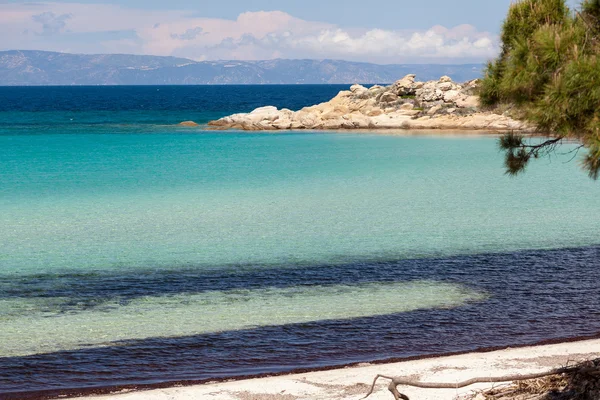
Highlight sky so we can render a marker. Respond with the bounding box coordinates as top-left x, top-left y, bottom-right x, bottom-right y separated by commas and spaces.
0, 0, 582, 64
